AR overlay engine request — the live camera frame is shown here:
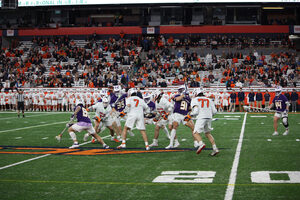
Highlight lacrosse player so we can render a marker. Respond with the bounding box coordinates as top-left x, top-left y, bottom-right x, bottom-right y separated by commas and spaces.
67, 100, 109, 149
84, 97, 121, 143
149, 90, 173, 147
117, 88, 150, 150
189, 88, 219, 156
166, 85, 194, 149
268, 86, 290, 136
